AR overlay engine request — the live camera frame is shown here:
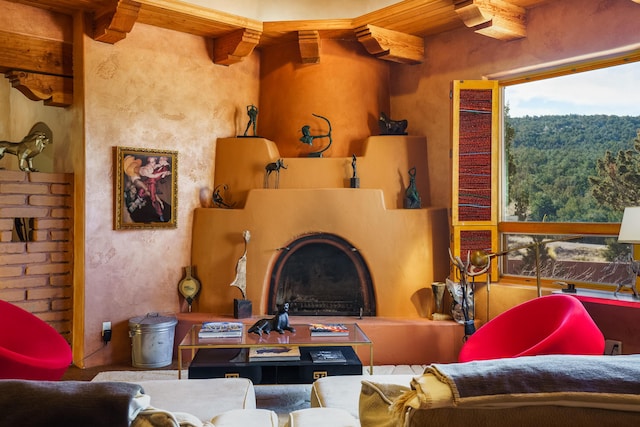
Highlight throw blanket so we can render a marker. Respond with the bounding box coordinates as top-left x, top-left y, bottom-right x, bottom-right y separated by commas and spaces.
392, 355, 640, 422
0, 380, 148, 427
